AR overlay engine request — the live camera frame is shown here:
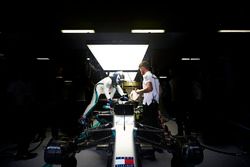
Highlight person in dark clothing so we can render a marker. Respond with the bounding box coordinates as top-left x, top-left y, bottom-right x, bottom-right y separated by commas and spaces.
6, 72, 38, 160
168, 68, 180, 135
159, 78, 172, 122
168, 67, 192, 136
